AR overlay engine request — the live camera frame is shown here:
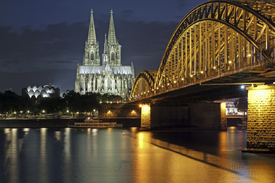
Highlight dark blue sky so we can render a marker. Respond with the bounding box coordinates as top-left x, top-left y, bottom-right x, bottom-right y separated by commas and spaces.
0, 0, 206, 94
